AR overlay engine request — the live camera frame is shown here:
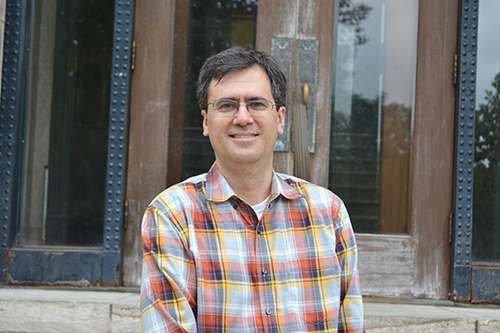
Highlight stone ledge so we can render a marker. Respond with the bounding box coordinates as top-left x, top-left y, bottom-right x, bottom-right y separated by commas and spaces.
364, 298, 500, 332
1, 288, 500, 332
366, 318, 500, 333
0, 287, 141, 333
